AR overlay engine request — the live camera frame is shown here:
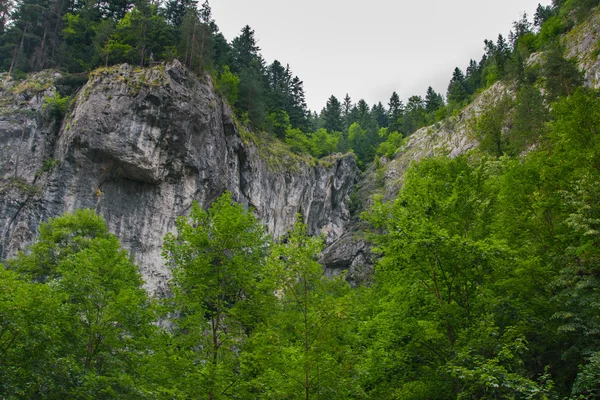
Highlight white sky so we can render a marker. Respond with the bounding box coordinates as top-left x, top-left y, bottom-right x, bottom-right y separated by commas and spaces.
211, 0, 552, 111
